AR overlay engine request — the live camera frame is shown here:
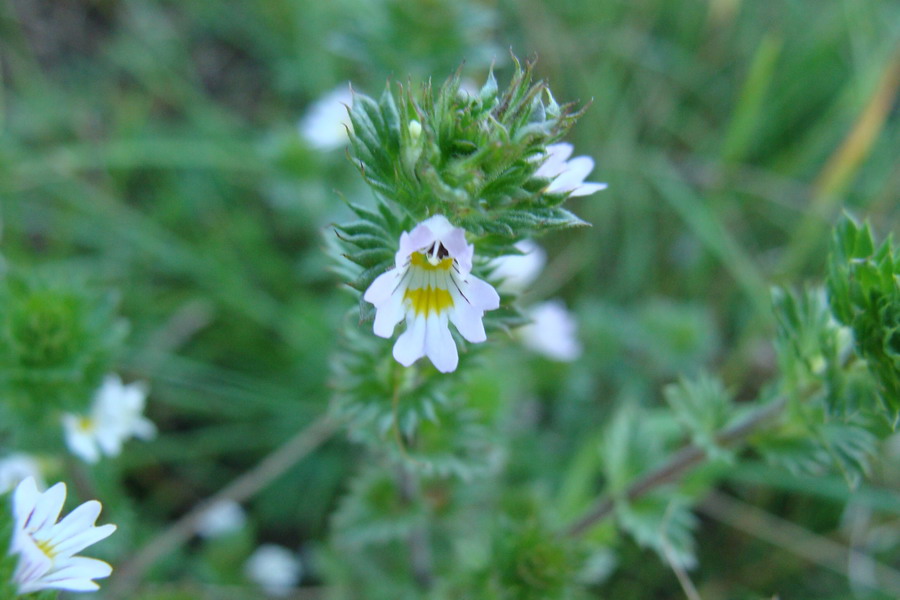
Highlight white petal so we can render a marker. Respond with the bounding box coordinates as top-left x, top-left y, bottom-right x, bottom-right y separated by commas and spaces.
27, 482, 66, 532
519, 300, 582, 361
534, 143, 573, 178
49, 523, 116, 559
419, 214, 454, 239
363, 269, 400, 306
569, 182, 608, 197
13, 477, 41, 524
437, 227, 470, 265
448, 293, 487, 343
424, 314, 458, 372
393, 315, 427, 366
547, 156, 594, 193
489, 240, 546, 294
372, 291, 406, 338
463, 275, 500, 311
131, 417, 157, 440
397, 227, 437, 264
